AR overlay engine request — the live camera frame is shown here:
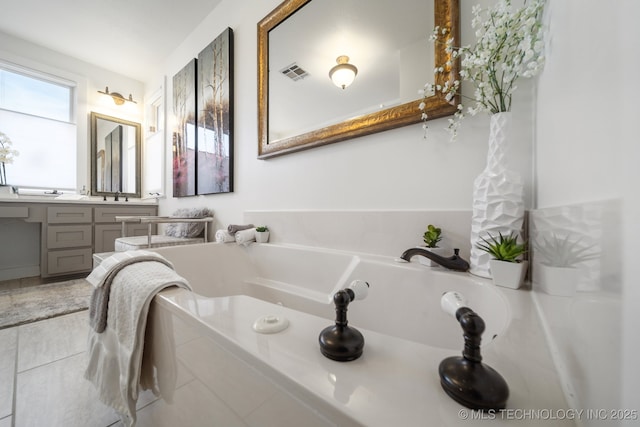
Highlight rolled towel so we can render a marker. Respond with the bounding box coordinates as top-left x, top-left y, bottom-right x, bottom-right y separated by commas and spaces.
228, 223, 254, 234
235, 228, 256, 245
215, 229, 235, 243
